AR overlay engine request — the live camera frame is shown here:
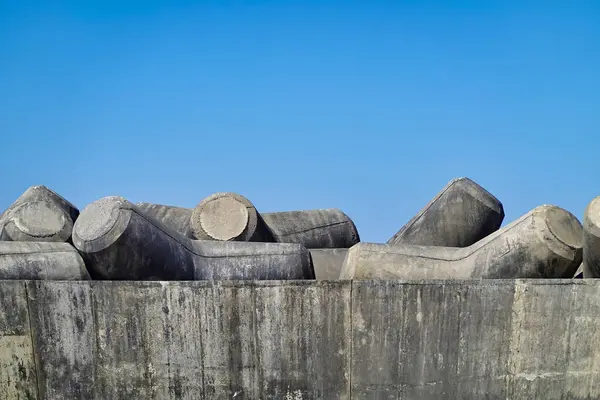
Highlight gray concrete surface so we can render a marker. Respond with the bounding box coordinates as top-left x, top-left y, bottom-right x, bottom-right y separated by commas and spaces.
583, 196, 600, 278
136, 202, 193, 236
0, 281, 37, 399
27, 281, 95, 399
0, 241, 90, 280
352, 279, 600, 399
26, 280, 351, 399
190, 192, 273, 242
263, 208, 359, 248
309, 248, 349, 279
388, 177, 504, 247
190, 192, 359, 248
341, 205, 583, 280
6, 279, 600, 399
0, 185, 79, 242
73, 196, 314, 280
